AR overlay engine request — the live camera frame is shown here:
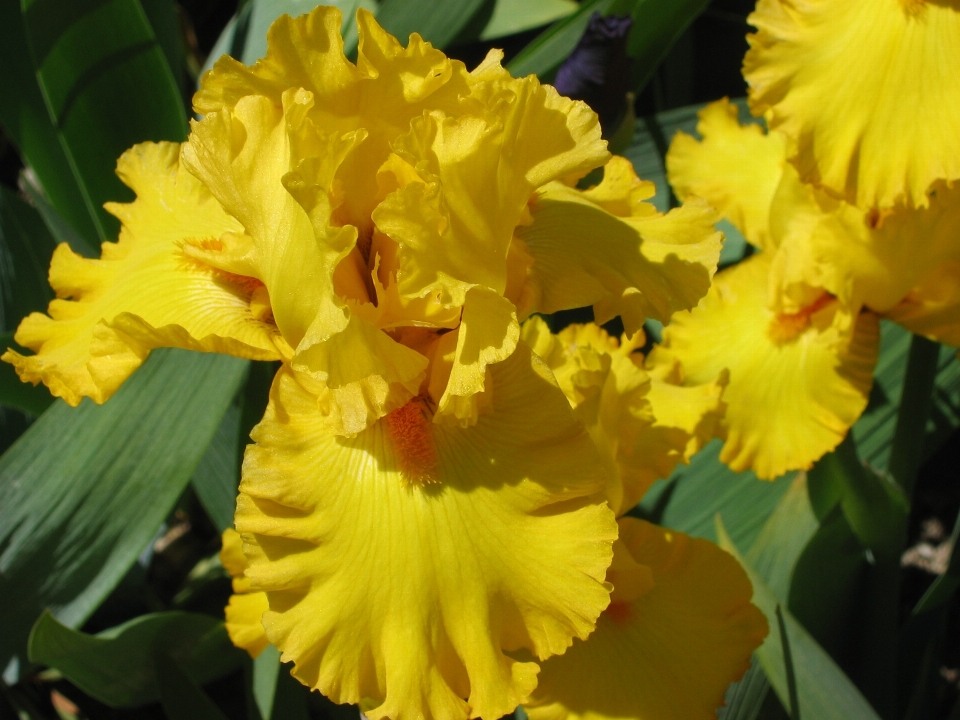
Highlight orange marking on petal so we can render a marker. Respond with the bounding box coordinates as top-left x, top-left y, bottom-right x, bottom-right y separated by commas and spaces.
386, 398, 438, 486
178, 237, 265, 295
768, 293, 835, 344
215, 270, 265, 295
